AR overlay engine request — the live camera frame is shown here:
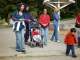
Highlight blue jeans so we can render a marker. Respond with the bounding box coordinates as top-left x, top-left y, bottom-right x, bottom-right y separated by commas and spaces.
76, 28, 80, 47
78, 37, 80, 47
66, 45, 76, 56
41, 27, 48, 45
51, 24, 58, 42
15, 29, 25, 51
